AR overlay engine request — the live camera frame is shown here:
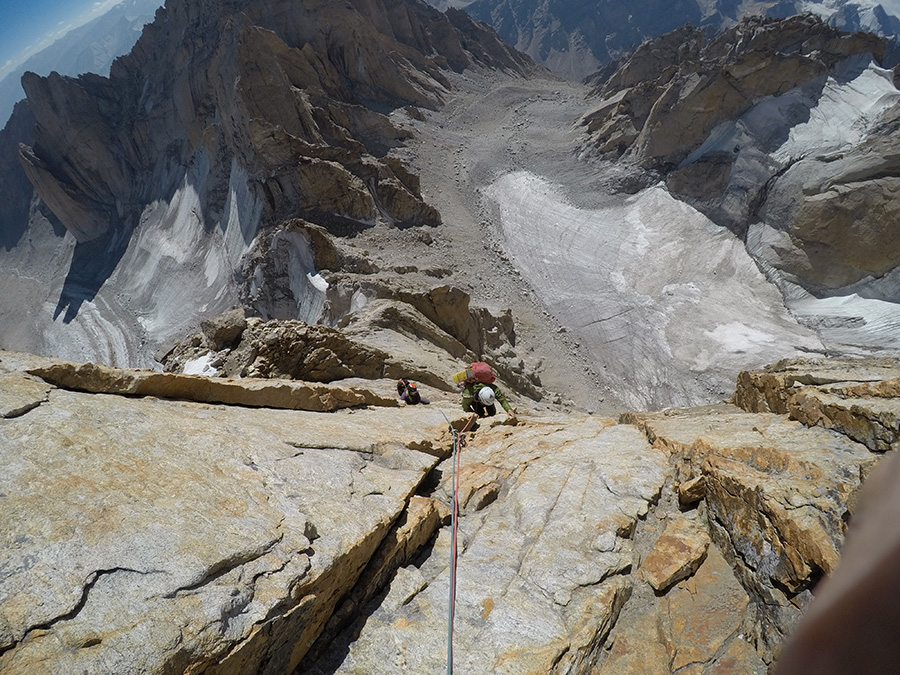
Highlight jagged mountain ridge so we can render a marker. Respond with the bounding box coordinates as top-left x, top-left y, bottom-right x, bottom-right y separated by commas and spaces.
1, 5, 900, 673
3, 6, 900, 410
457, 0, 900, 80
0, 0, 163, 128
